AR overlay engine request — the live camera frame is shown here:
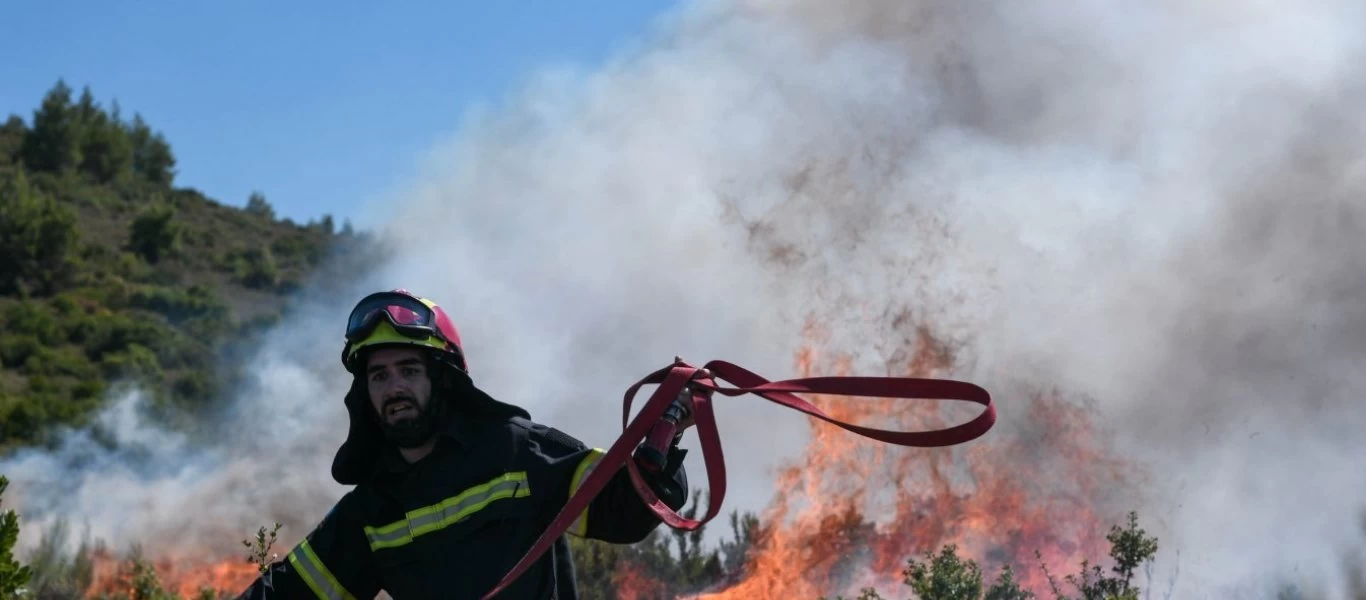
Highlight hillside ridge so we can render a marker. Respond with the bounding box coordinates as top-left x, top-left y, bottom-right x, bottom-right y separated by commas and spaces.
0, 79, 385, 452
